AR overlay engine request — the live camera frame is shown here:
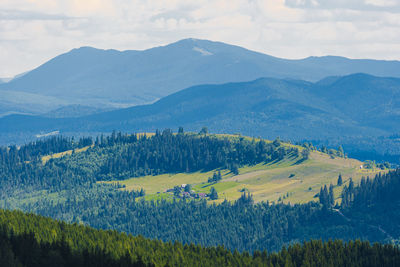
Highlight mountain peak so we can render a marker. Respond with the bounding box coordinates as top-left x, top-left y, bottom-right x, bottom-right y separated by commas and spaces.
69, 46, 122, 55
70, 46, 100, 52
165, 38, 230, 50
173, 38, 209, 44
